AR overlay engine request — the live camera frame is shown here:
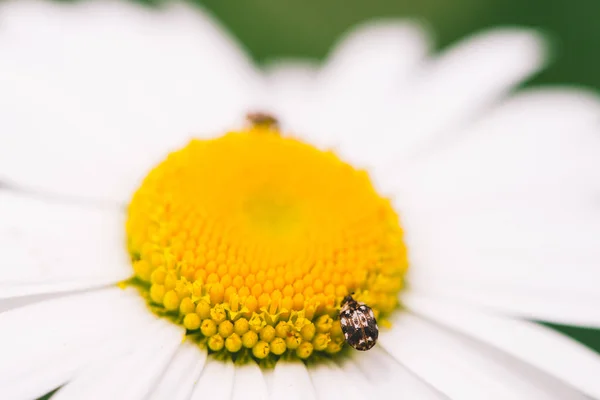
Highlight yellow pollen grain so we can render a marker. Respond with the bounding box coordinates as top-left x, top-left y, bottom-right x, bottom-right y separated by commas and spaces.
225, 333, 243, 353
296, 342, 313, 359
234, 318, 249, 336
315, 315, 333, 333
126, 125, 408, 364
313, 333, 330, 351
201, 319, 217, 337
252, 341, 270, 359
275, 321, 291, 338
326, 341, 343, 354
218, 321, 234, 338
179, 297, 195, 315
285, 332, 303, 350
183, 313, 201, 331
242, 331, 259, 349
259, 325, 276, 343
196, 301, 211, 319
208, 334, 224, 351
300, 324, 316, 341
270, 337, 287, 355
